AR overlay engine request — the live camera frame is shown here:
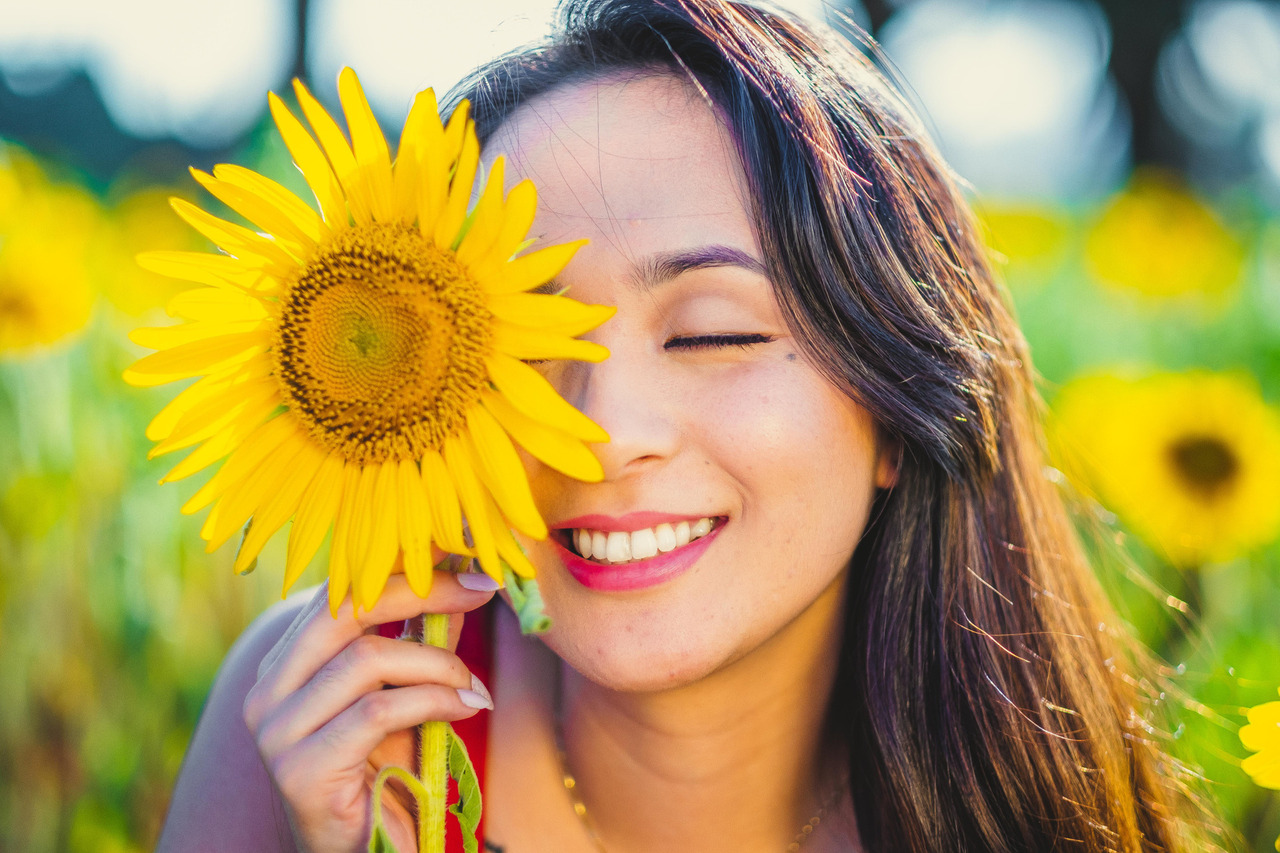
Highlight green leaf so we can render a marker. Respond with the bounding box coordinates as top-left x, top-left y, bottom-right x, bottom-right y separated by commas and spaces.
446, 725, 483, 853
367, 822, 400, 853
501, 561, 551, 634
